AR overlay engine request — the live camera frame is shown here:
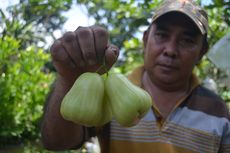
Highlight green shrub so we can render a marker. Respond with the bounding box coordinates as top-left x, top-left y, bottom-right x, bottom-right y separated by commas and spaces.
0, 36, 54, 147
